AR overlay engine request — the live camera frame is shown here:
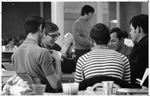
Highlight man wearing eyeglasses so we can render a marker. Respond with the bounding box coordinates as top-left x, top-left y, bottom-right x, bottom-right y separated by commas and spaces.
40, 21, 76, 74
